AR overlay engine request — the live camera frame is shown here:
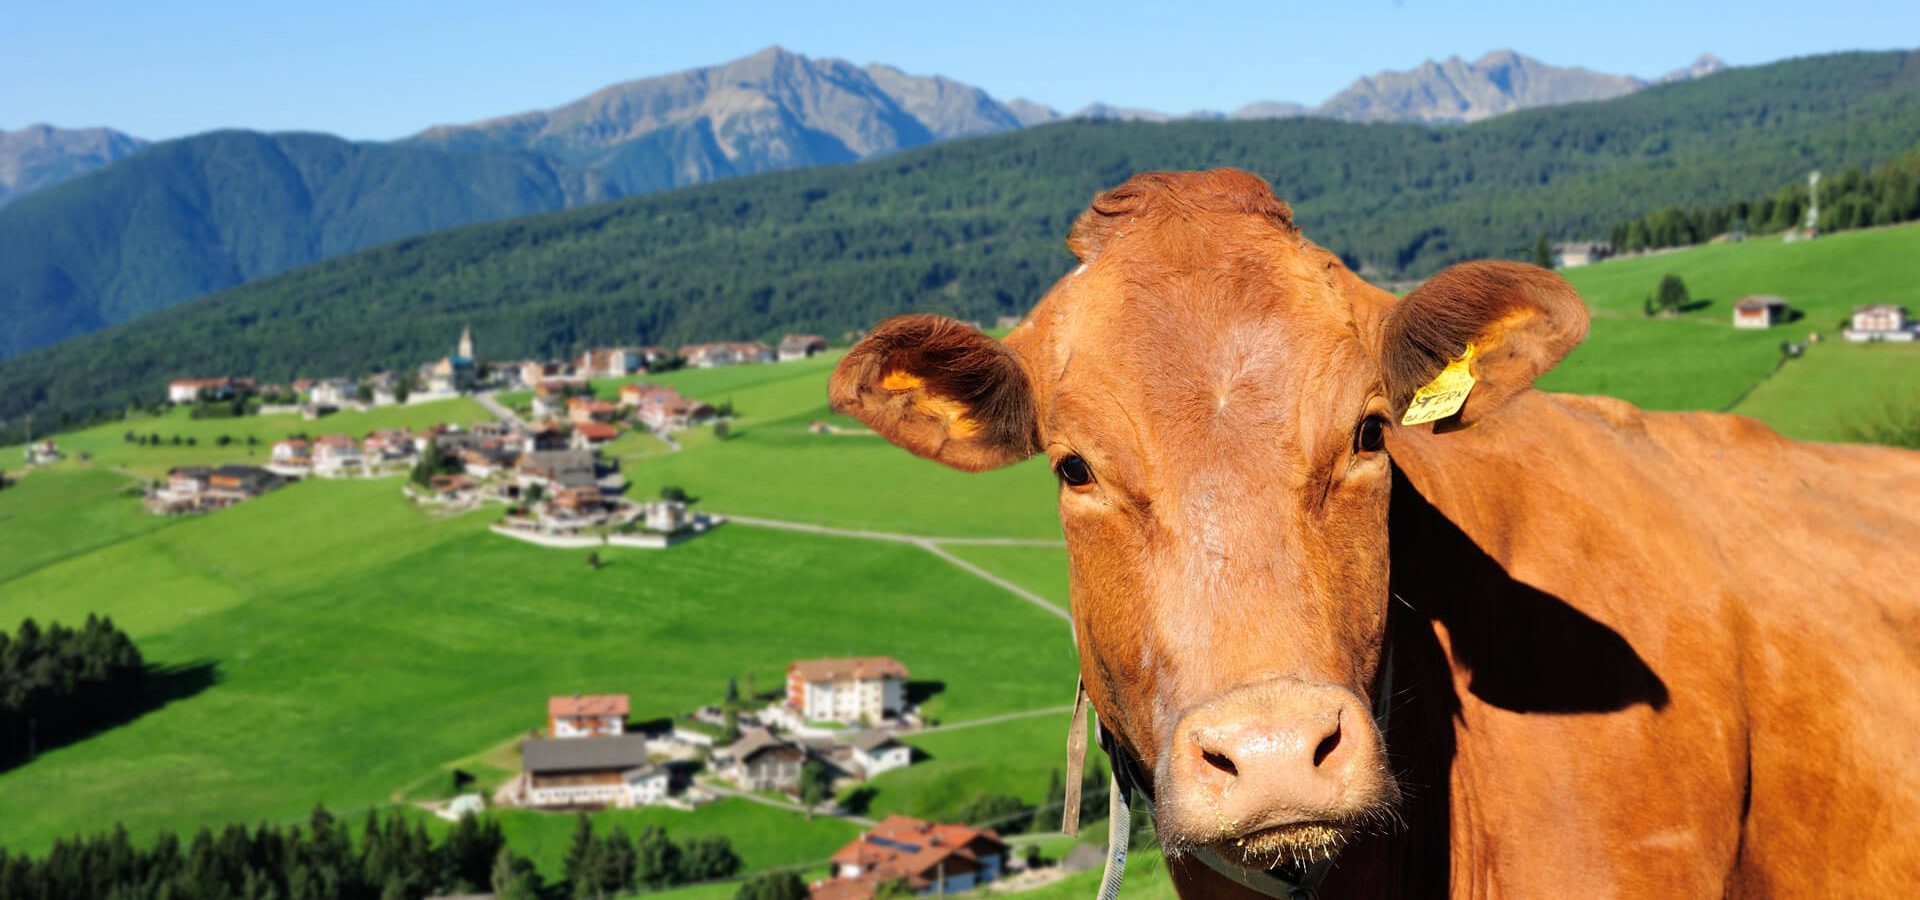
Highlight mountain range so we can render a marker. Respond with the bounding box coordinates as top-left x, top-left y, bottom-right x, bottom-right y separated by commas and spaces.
0, 46, 1728, 360
0, 125, 146, 207
3, 49, 1914, 432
